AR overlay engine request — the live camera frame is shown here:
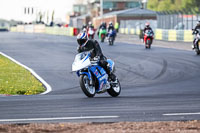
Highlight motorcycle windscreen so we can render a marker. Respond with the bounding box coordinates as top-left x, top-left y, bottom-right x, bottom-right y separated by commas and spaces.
72, 54, 91, 71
